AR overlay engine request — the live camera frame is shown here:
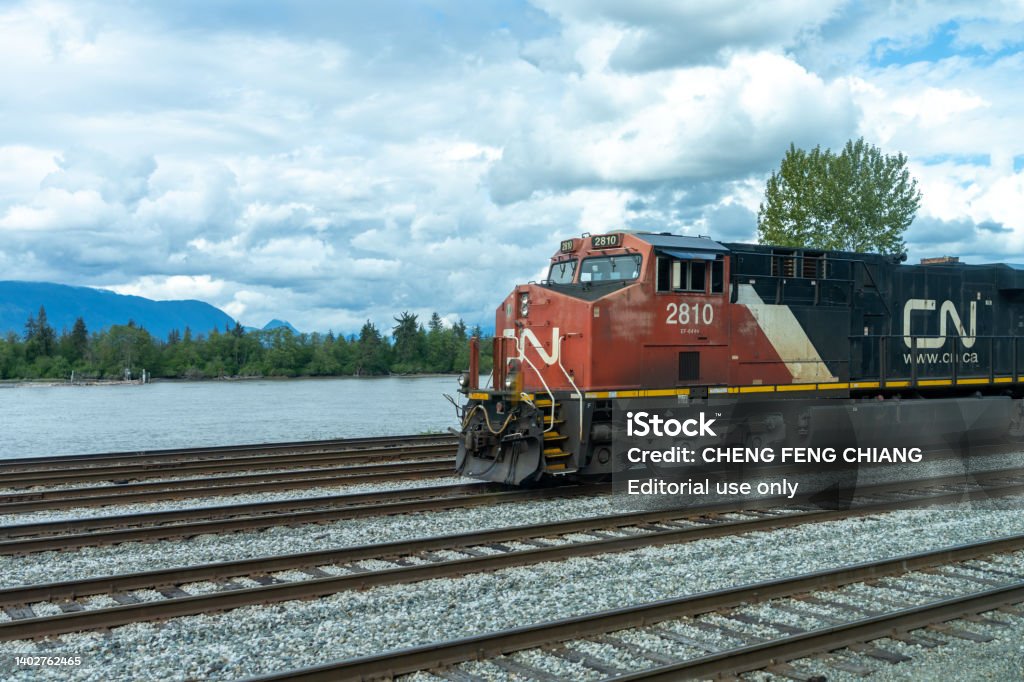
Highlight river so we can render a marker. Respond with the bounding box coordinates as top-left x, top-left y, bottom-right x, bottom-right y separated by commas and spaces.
0, 376, 467, 460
